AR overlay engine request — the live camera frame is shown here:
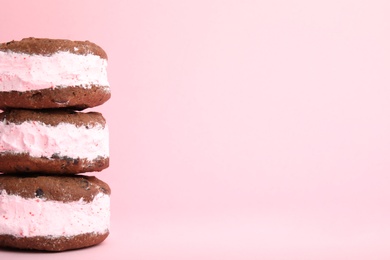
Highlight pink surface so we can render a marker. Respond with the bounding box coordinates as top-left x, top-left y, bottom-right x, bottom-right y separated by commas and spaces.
1, 0, 390, 259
